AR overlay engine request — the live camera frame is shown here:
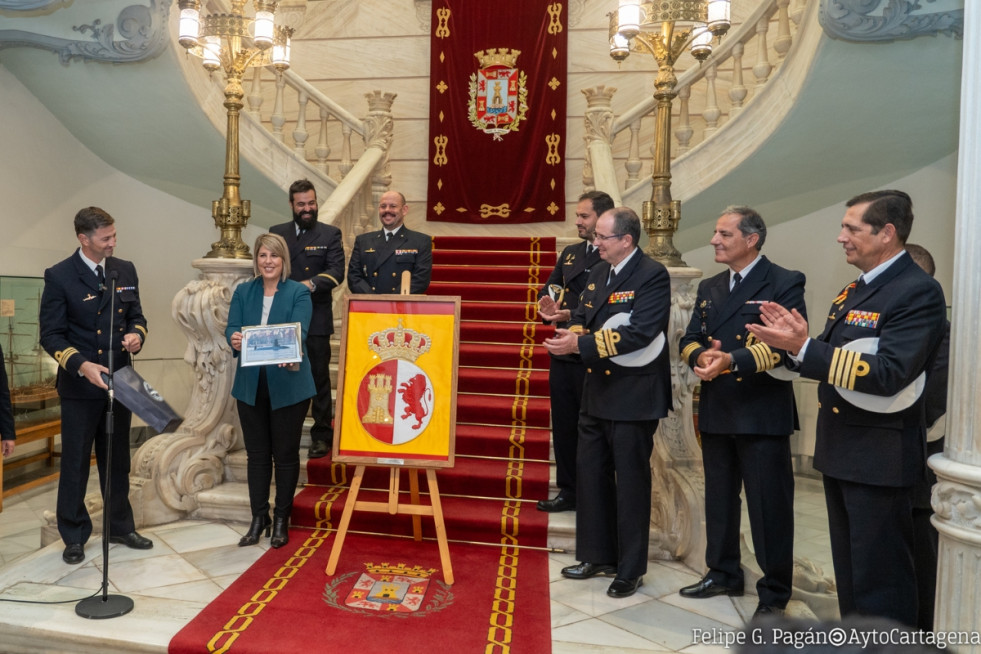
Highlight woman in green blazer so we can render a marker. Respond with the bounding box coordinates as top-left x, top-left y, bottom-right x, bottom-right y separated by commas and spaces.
226, 233, 316, 548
